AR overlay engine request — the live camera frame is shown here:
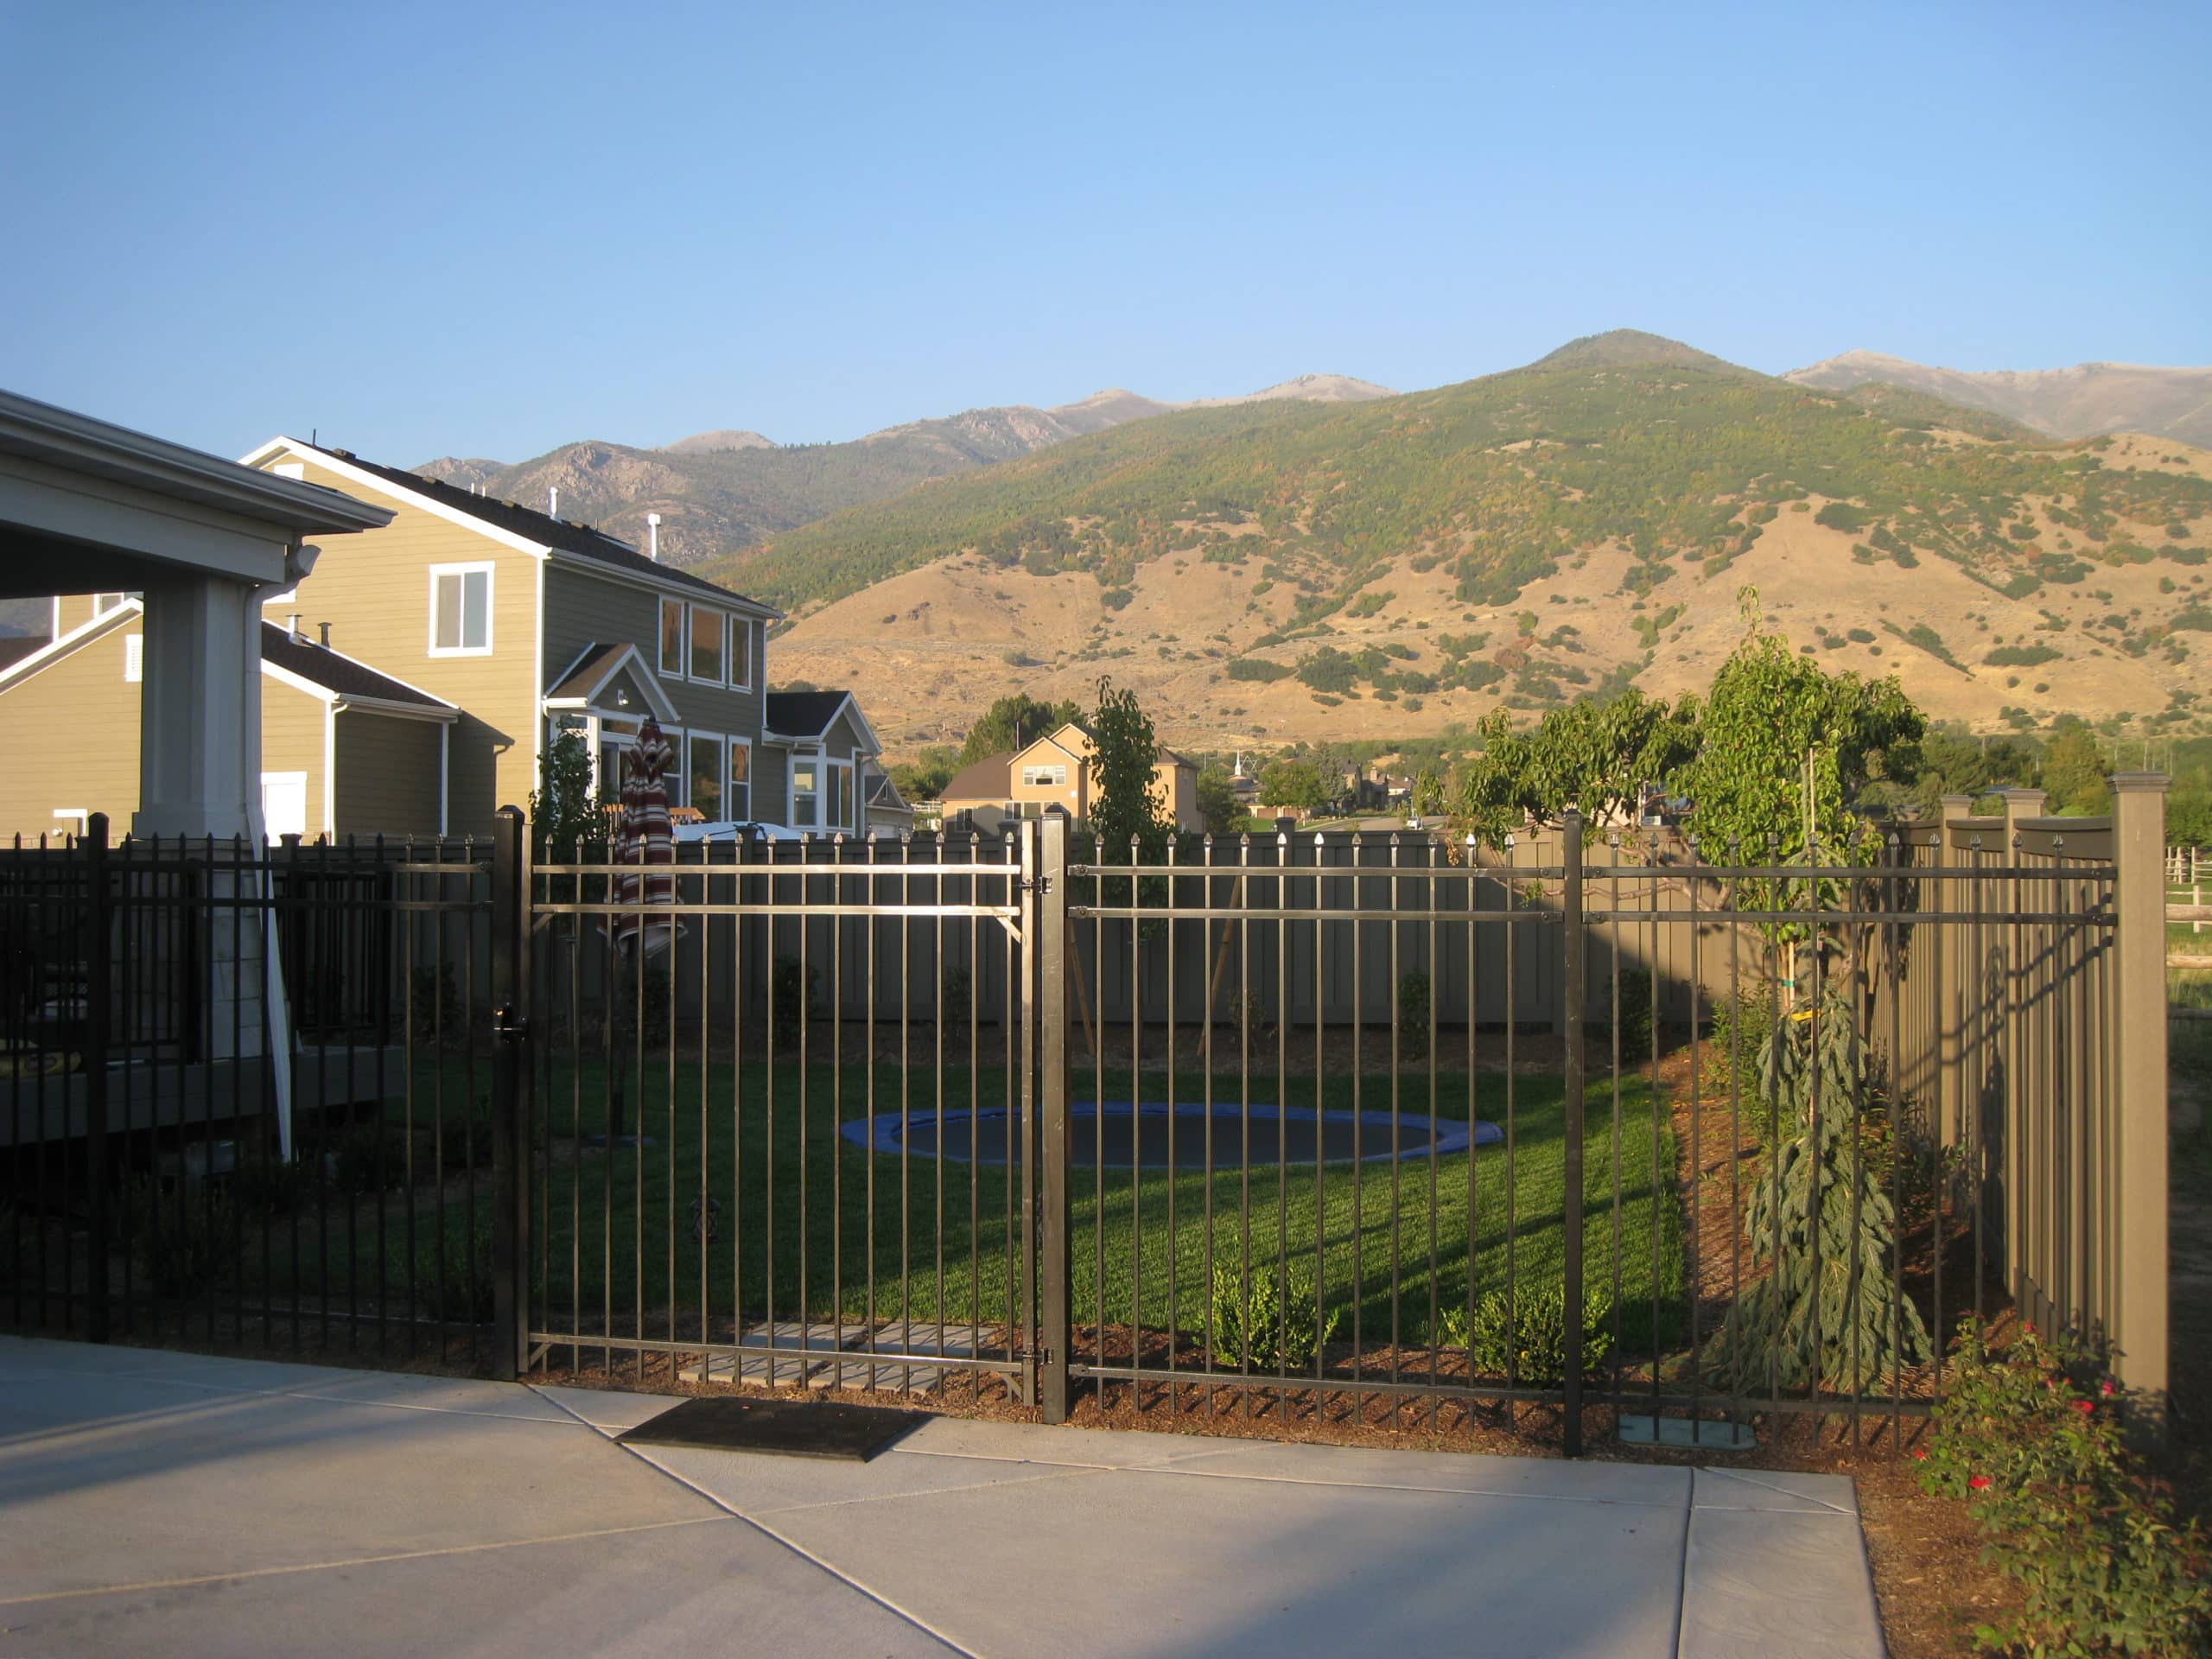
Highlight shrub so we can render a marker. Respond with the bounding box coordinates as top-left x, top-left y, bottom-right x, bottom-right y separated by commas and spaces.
1714, 985, 1932, 1390
1815, 502, 1876, 533
327, 1121, 407, 1194
1920, 1321, 2212, 1655
395, 1207, 498, 1325
1598, 964, 1655, 1060
1395, 972, 1433, 1059
1225, 658, 1294, 683
940, 966, 973, 1031
410, 966, 465, 1048
1982, 645, 2062, 667
1443, 1285, 1613, 1384
770, 956, 817, 1049
1209, 1259, 1339, 1372
125, 1177, 234, 1298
